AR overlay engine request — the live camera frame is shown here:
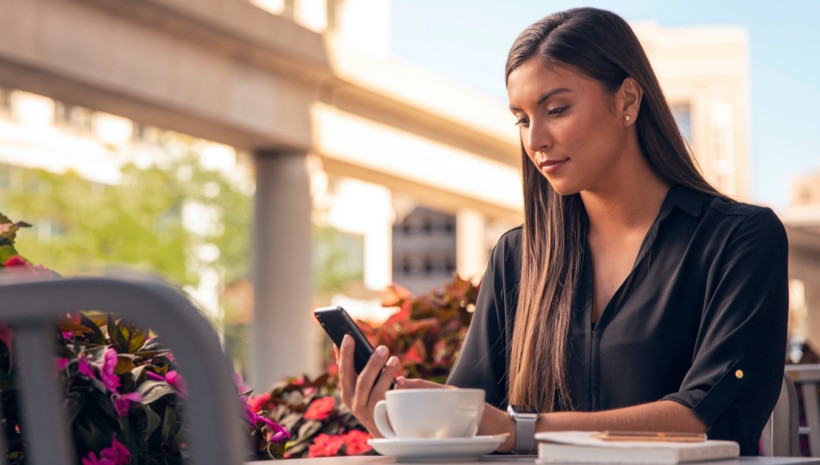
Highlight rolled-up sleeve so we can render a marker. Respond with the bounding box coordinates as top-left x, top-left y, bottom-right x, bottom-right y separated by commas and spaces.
662, 208, 789, 452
